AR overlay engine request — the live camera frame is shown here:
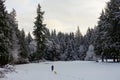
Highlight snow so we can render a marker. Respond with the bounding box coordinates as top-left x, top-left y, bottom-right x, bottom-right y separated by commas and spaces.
1, 61, 120, 80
